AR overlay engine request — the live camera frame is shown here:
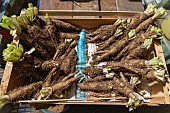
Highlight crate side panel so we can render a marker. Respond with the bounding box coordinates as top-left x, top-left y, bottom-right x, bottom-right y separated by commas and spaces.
7, 64, 27, 92
153, 40, 170, 104
0, 62, 13, 94
57, 19, 117, 30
